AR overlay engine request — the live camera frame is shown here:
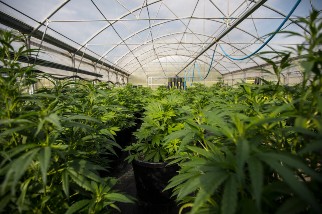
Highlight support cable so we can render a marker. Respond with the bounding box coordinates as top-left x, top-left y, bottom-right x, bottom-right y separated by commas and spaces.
219, 0, 301, 61
145, 0, 167, 77
77, 44, 87, 75
33, 19, 49, 64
